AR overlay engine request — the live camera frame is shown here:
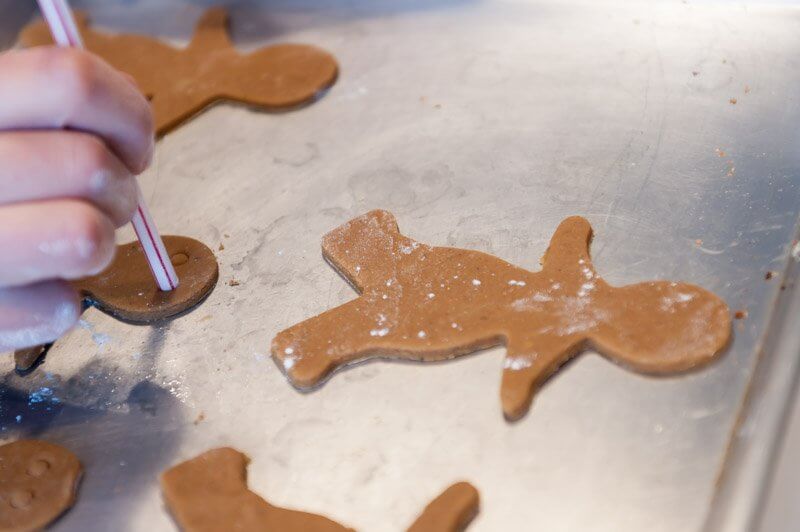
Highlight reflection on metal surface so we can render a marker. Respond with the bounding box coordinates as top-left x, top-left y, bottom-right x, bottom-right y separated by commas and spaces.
1, 1, 799, 531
